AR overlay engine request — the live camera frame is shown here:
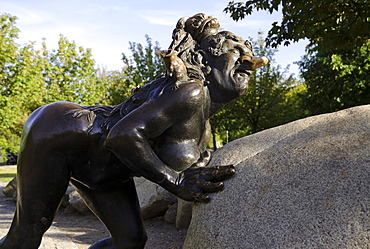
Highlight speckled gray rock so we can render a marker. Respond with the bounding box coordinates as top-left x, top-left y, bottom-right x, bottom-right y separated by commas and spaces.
134, 177, 177, 220
164, 202, 177, 224
176, 199, 192, 230
183, 105, 370, 249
